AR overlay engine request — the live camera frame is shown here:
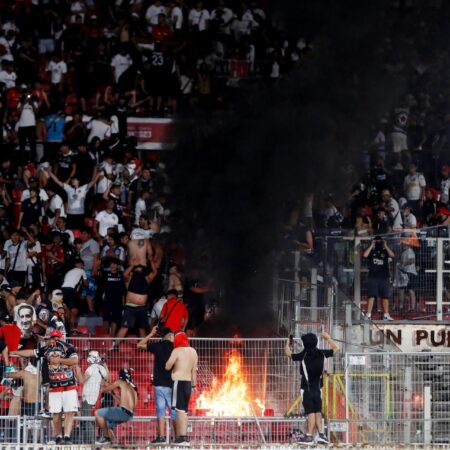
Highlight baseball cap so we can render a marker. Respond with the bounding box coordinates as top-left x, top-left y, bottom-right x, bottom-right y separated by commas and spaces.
49, 329, 63, 338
